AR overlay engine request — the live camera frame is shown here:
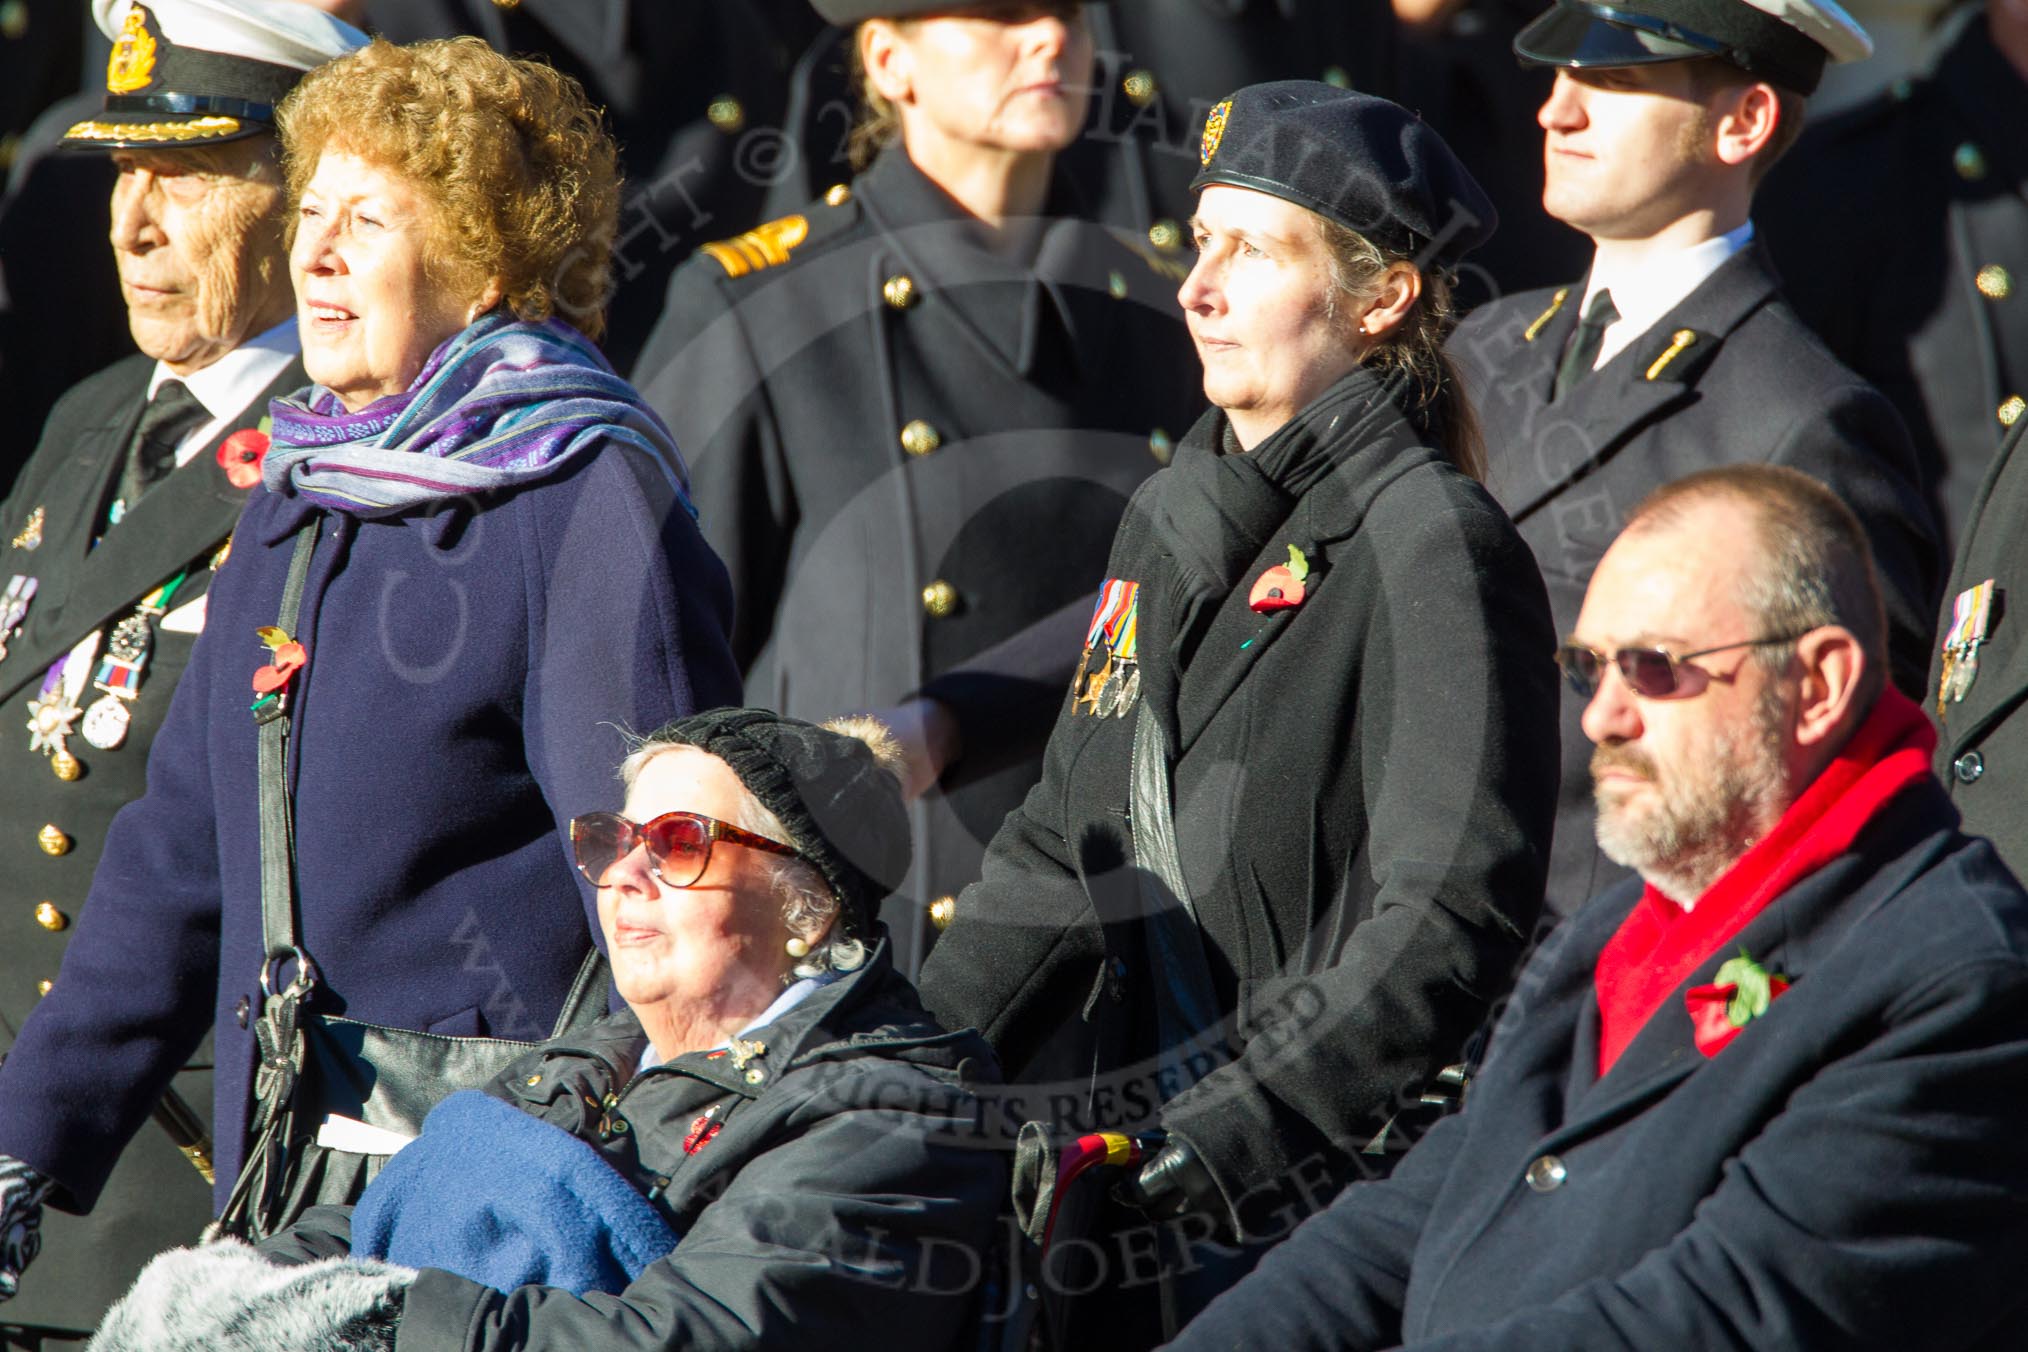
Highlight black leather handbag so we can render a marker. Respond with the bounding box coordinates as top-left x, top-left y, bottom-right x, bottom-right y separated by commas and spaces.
209, 521, 608, 1241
